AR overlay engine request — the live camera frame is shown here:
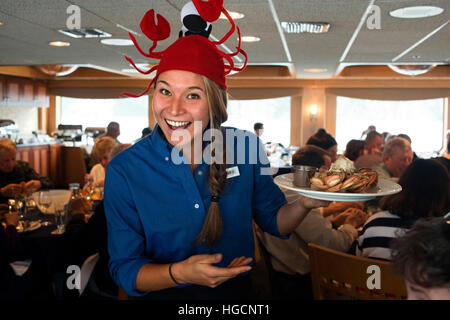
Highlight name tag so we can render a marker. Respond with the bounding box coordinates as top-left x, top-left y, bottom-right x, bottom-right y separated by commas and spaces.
226, 166, 240, 179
